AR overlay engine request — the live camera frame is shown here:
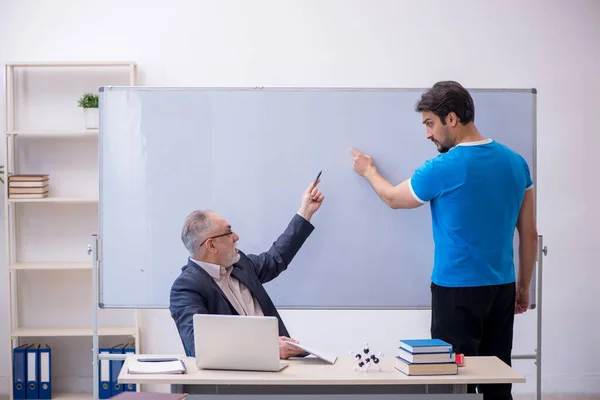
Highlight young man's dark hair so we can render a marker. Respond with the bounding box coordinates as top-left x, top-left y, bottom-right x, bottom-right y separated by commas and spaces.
415, 81, 475, 125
